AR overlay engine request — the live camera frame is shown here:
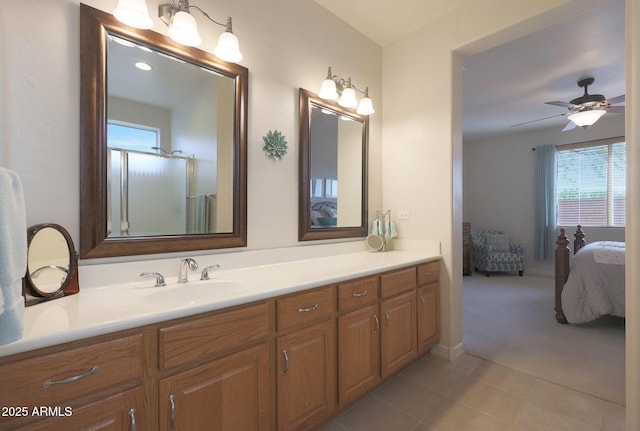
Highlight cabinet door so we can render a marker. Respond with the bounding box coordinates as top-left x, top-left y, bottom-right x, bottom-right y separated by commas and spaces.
277, 319, 336, 431
159, 343, 271, 431
338, 304, 380, 406
417, 283, 440, 353
380, 290, 417, 378
15, 388, 145, 431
